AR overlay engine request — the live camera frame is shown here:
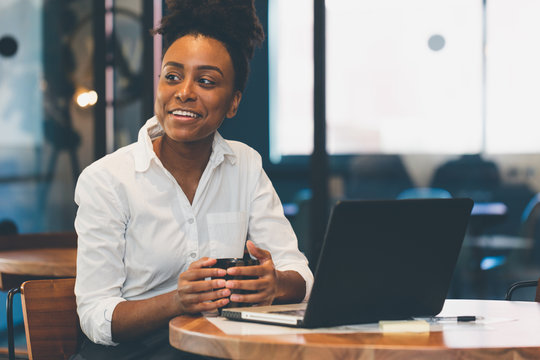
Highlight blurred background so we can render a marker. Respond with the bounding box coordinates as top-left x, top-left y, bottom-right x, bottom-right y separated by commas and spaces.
1, 0, 540, 314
